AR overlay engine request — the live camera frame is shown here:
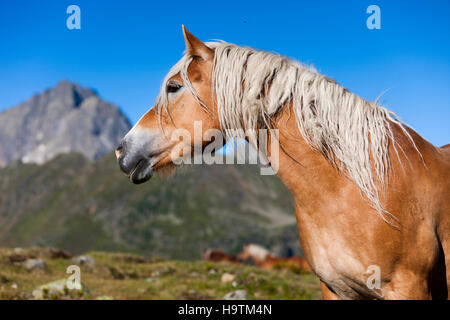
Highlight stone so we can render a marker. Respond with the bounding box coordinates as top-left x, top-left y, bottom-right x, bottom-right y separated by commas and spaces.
72, 255, 96, 267
13, 247, 25, 254
145, 277, 157, 283
223, 290, 247, 300
32, 279, 88, 300
24, 258, 46, 271
221, 273, 235, 283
